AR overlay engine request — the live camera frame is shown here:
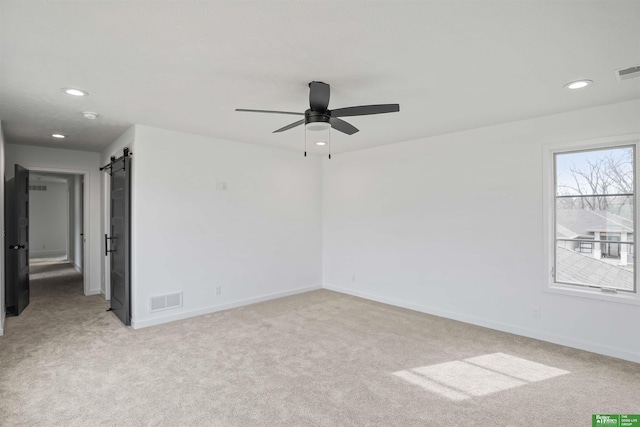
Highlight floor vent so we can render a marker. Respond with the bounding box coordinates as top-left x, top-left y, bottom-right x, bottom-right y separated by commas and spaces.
150, 292, 183, 312
616, 65, 640, 81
